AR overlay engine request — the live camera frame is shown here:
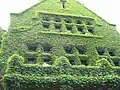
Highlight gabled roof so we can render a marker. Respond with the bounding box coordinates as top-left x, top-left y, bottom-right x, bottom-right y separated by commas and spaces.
10, 0, 115, 26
